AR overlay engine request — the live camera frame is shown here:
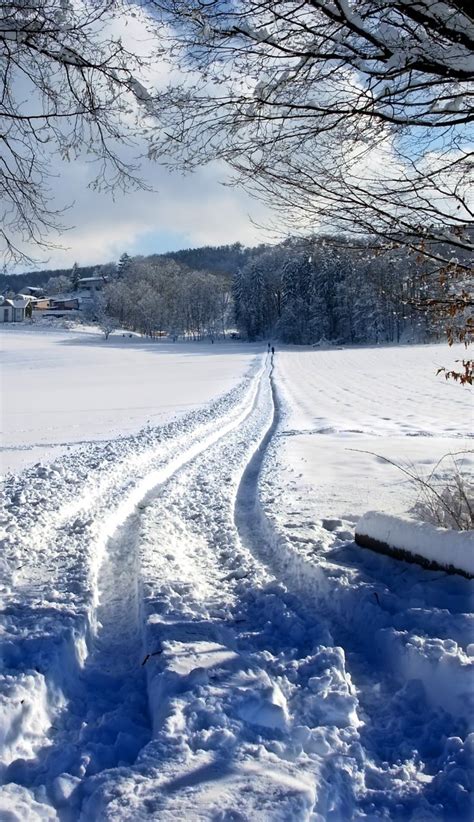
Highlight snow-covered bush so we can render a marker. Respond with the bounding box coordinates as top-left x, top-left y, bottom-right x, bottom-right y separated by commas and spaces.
410, 454, 474, 532
351, 449, 473, 532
